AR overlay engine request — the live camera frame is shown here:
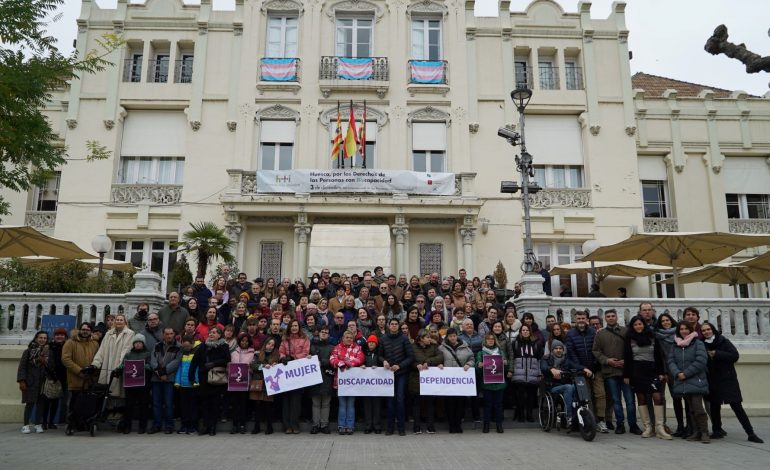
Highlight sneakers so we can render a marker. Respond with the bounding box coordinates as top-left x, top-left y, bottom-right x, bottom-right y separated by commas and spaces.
35, 424, 44, 433
21, 425, 32, 434
596, 420, 609, 433
426, 426, 436, 434
177, 427, 187, 434
413, 426, 422, 435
